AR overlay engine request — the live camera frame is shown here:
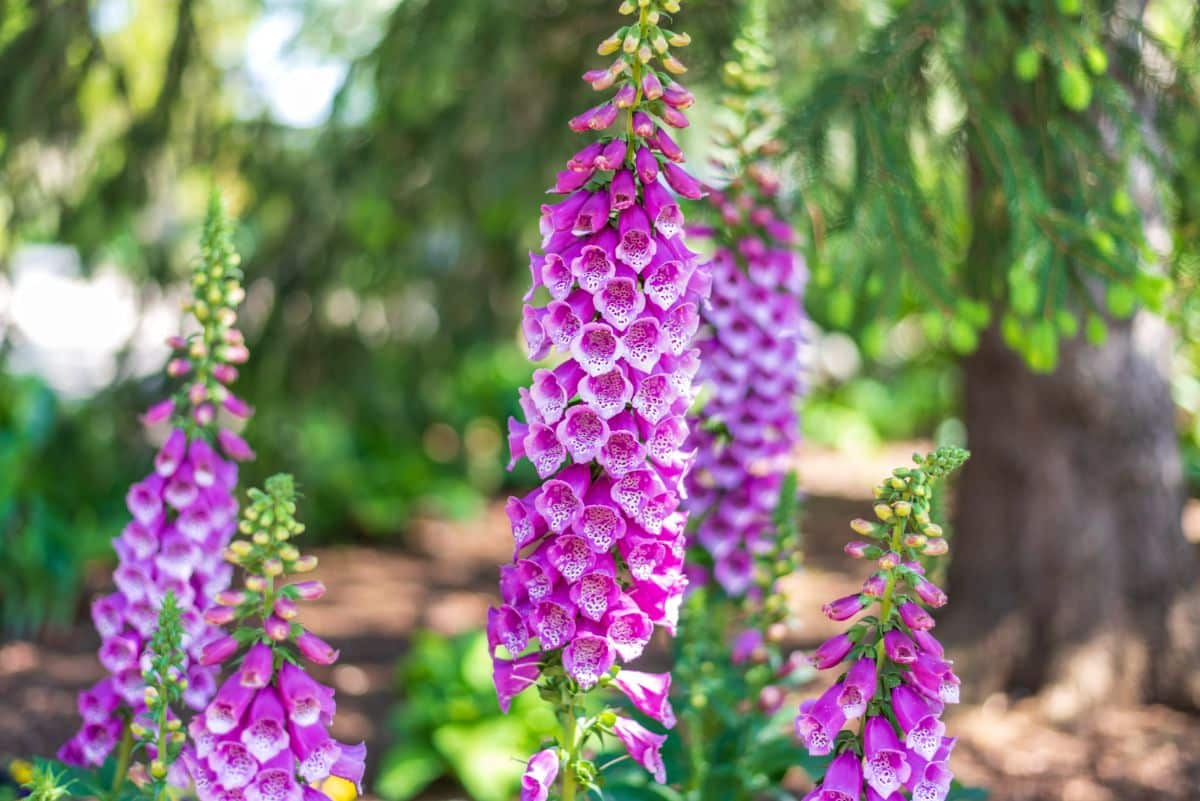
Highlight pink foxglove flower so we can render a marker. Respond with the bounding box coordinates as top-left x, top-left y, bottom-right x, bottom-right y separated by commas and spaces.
685, 144, 808, 602
491, 1, 702, 793
61, 193, 254, 767
187, 475, 365, 800
795, 449, 967, 801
